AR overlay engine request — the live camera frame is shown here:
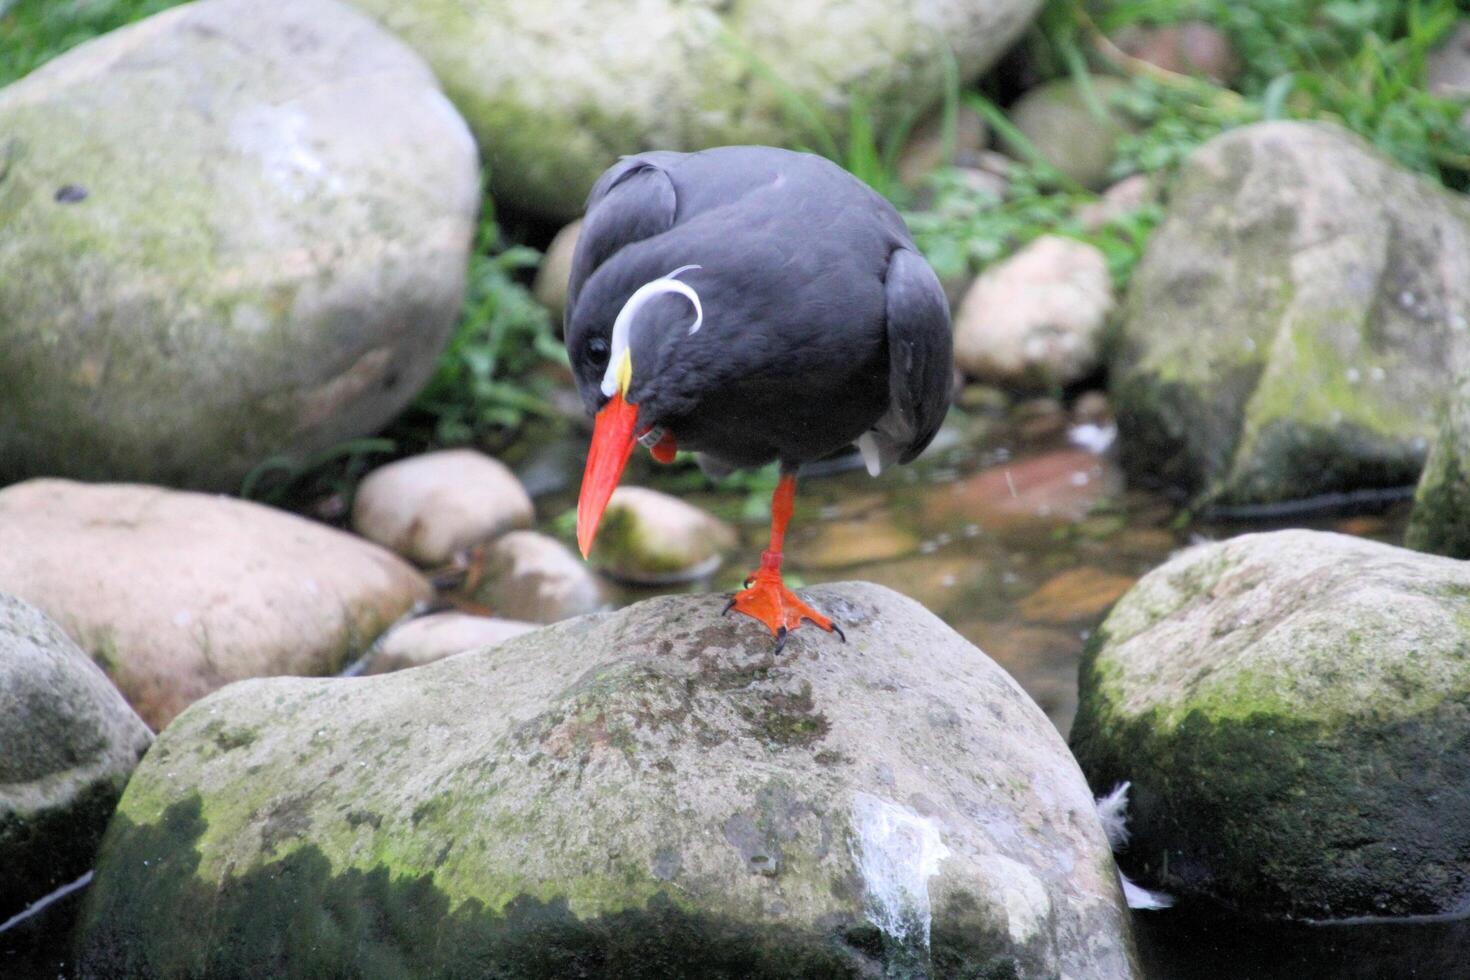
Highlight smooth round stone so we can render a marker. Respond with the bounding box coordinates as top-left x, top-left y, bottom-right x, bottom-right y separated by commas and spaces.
1005, 77, 1135, 190
461, 530, 604, 624
0, 479, 431, 729
954, 236, 1115, 390
532, 219, 581, 326
0, 0, 480, 490
352, 450, 535, 567
591, 487, 737, 585
366, 612, 539, 673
